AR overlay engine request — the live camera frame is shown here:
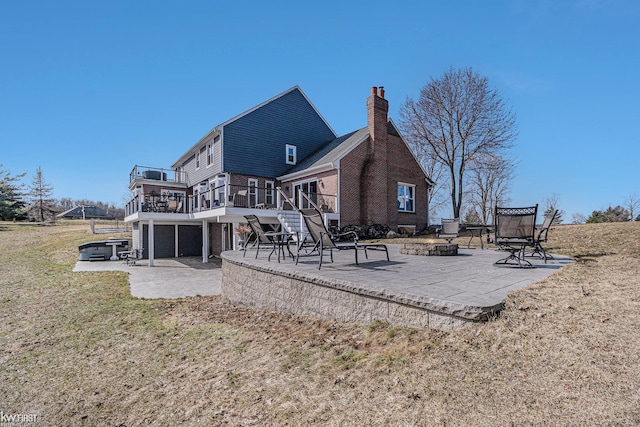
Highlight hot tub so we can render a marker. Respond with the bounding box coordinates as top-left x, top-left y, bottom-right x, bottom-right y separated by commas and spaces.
78, 239, 130, 261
